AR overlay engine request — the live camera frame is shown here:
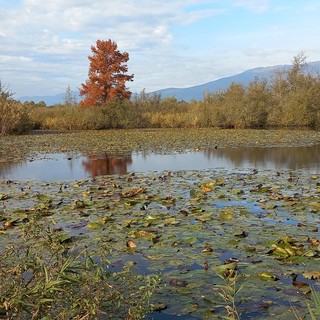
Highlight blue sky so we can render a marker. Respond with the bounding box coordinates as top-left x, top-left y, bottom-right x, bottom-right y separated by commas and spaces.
1, 0, 320, 98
